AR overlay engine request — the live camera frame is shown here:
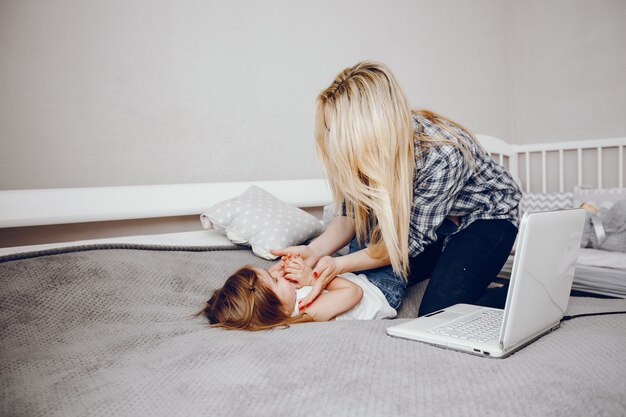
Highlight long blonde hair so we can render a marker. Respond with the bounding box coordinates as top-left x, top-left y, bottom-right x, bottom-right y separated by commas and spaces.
315, 61, 477, 278
196, 266, 312, 331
